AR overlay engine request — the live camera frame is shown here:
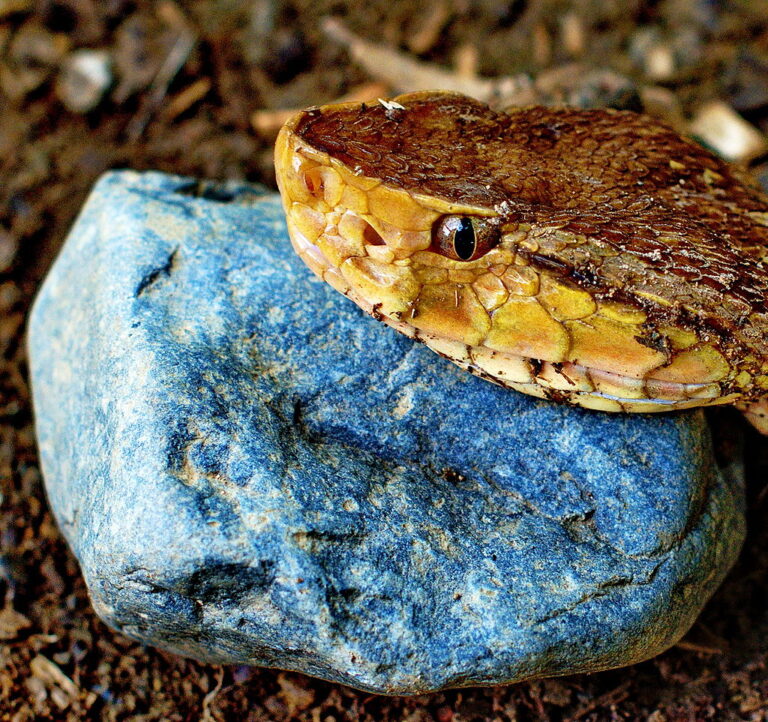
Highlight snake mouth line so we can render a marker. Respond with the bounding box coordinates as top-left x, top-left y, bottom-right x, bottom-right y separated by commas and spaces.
288, 226, 735, 414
